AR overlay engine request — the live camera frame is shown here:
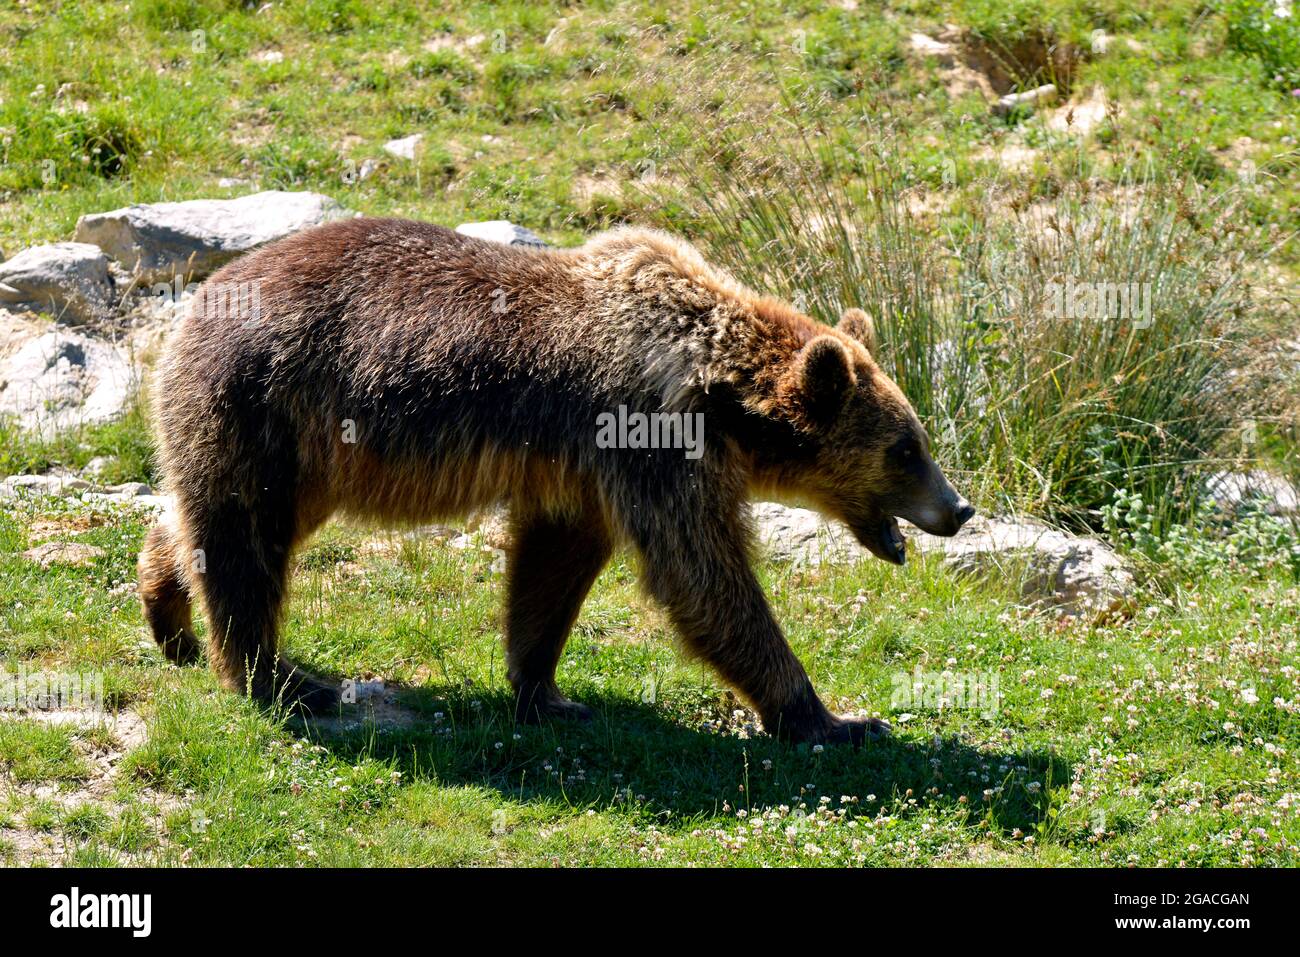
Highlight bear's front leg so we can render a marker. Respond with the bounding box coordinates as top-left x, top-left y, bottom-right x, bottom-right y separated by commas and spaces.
618, 473, 886, 746
505, 504, 614, 724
